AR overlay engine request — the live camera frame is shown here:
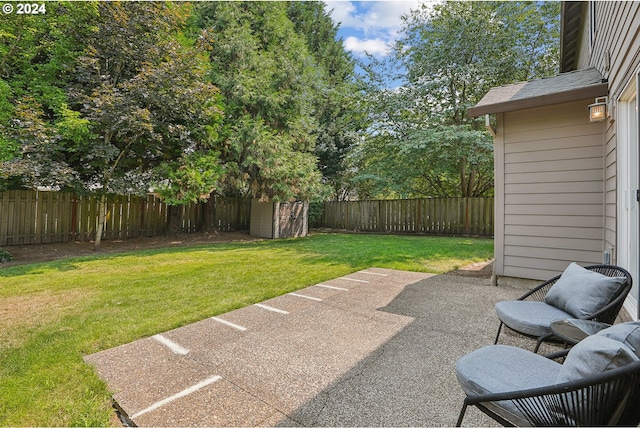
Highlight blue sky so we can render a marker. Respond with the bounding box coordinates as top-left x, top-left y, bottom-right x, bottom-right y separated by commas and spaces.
323, 1, 425, 59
